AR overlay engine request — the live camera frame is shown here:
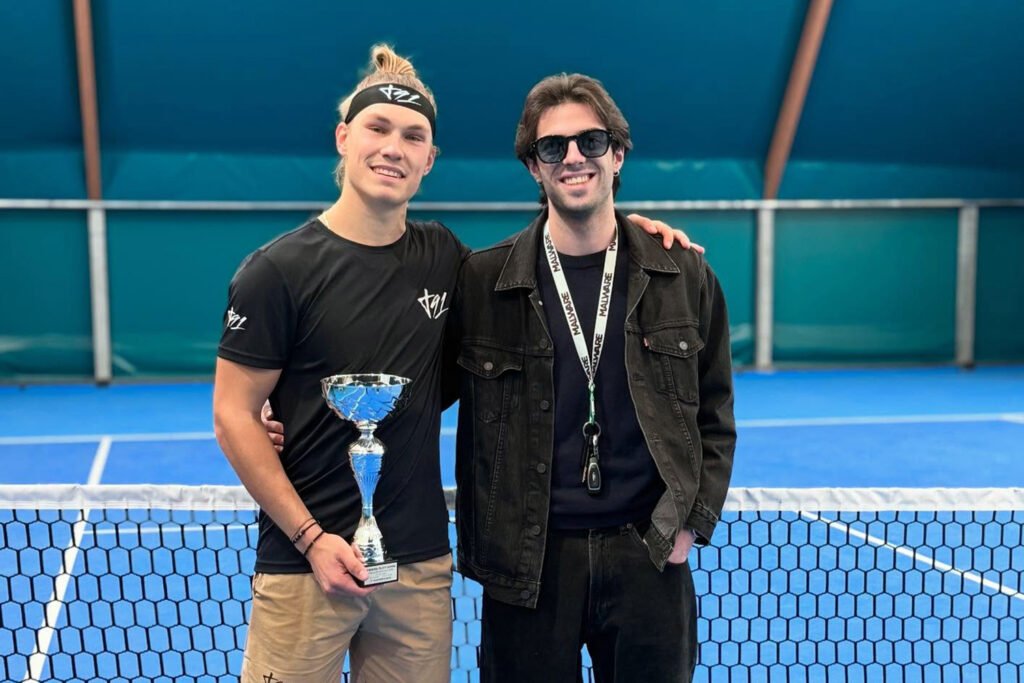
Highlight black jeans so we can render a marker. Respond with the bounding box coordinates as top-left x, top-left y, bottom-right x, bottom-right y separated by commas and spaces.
479, 523, 698, 683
